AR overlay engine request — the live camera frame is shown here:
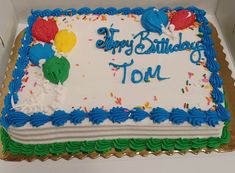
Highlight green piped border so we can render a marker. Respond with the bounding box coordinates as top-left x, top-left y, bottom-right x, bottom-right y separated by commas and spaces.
0, 121, 230, 157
